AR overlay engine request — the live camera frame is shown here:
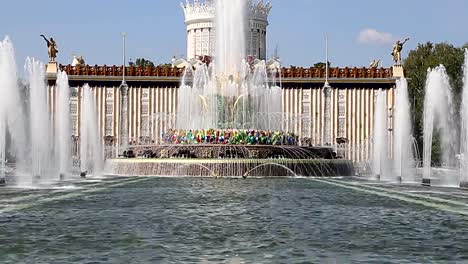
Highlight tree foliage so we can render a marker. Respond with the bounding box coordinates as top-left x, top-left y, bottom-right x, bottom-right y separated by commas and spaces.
313, 61, 331, 68
134, 58, 155, 67
404, 42, 467, 164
